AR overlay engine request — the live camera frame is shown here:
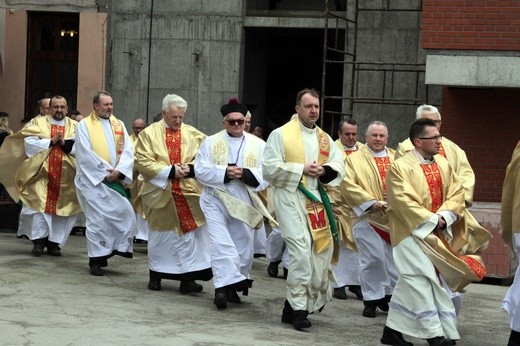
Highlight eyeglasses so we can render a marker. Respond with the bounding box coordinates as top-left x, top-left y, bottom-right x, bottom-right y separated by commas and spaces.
418, 135, 443, 141
226, 119, 245, 126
